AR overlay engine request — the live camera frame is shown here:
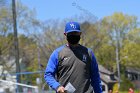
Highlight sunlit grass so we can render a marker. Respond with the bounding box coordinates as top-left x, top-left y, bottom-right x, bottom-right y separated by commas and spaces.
120, 90, 140, 93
